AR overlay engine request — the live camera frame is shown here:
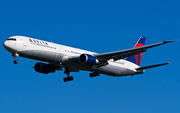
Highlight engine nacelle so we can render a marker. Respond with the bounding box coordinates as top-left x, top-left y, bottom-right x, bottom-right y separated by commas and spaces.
34, 62, 55, 74
79, 54, 99, 65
